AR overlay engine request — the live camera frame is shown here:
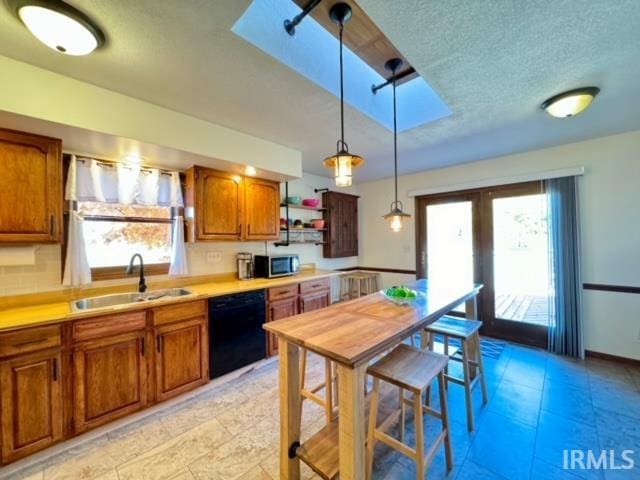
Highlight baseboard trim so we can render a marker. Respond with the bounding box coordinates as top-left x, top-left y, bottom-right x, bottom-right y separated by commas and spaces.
585, 349, 640, 366
338, 266, 417, 275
